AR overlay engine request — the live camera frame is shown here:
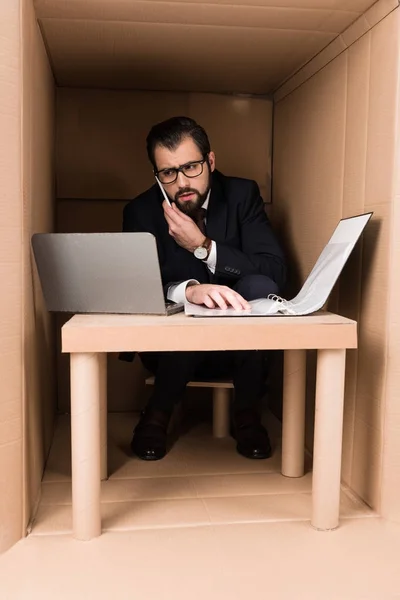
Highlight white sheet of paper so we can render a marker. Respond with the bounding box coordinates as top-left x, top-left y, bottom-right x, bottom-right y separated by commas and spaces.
184, 213, 372, 318
184, 297, 286, 317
